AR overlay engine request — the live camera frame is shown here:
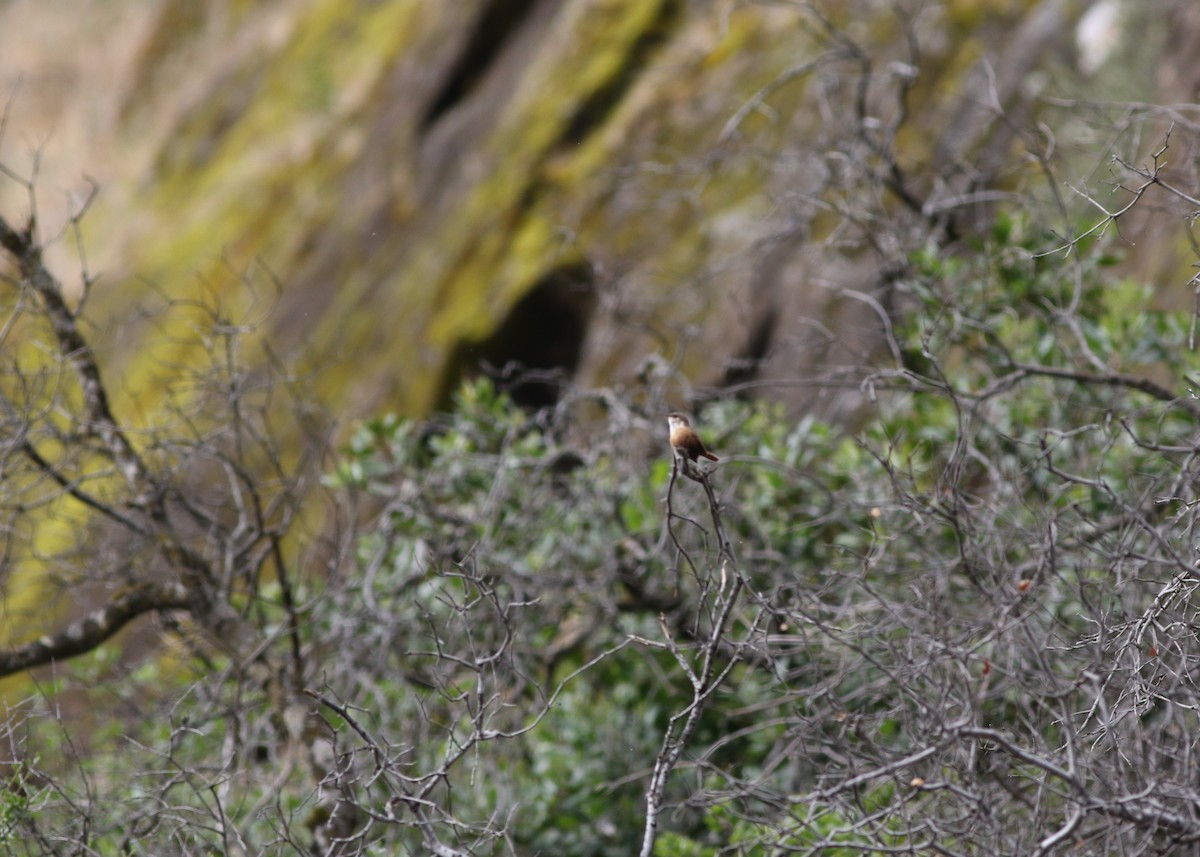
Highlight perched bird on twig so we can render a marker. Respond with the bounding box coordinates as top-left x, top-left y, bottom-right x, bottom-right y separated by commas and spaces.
667, 412, 718, 467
